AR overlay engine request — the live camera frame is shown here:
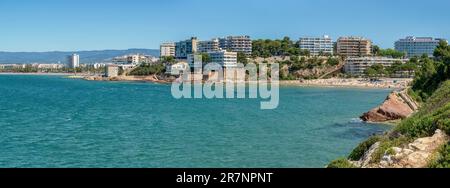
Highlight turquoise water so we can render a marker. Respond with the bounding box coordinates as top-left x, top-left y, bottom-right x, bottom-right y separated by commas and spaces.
0, 75, 391, 168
